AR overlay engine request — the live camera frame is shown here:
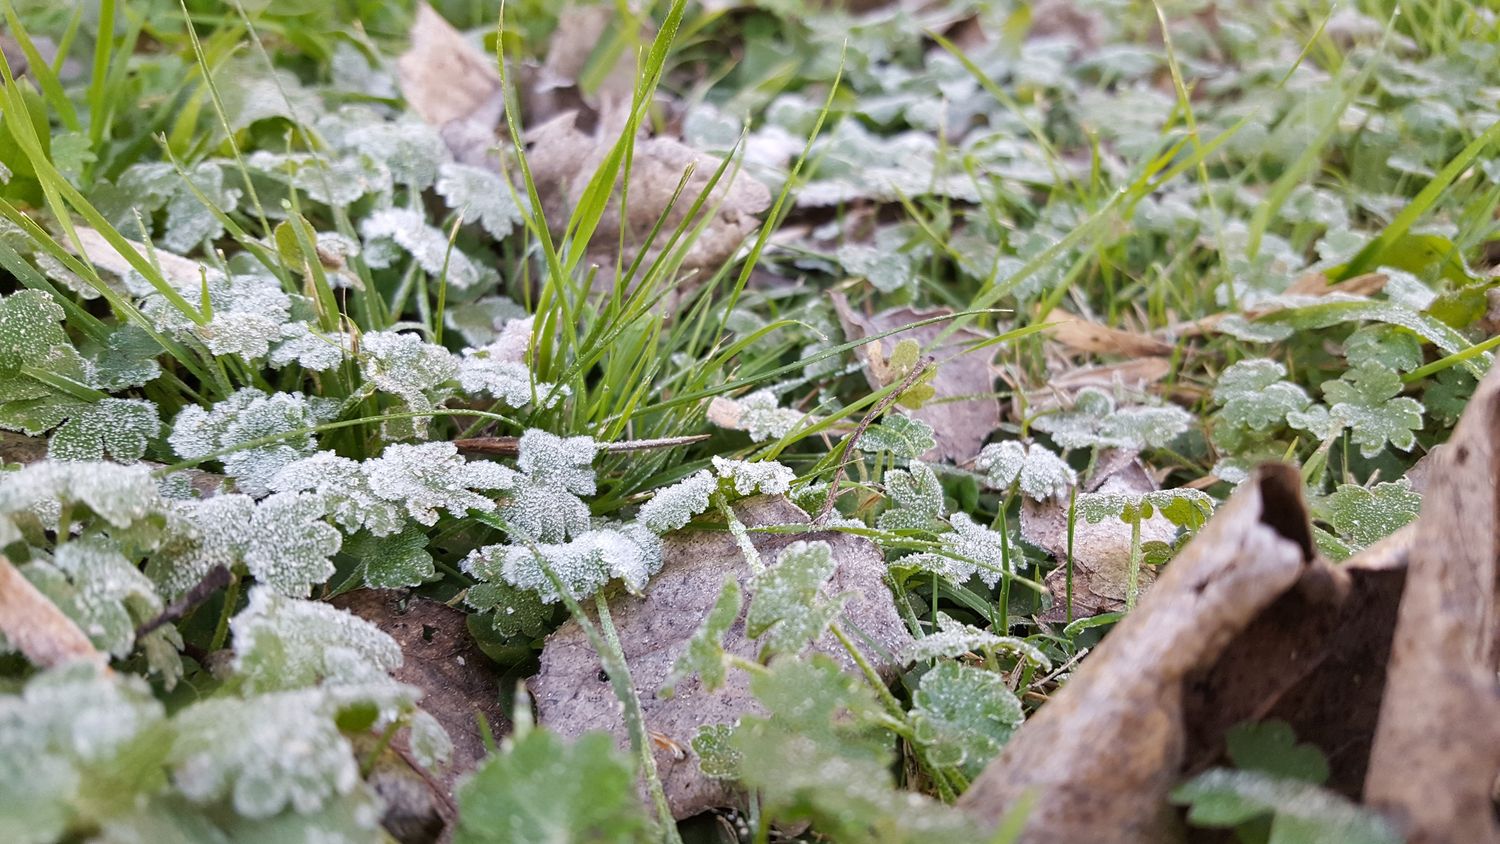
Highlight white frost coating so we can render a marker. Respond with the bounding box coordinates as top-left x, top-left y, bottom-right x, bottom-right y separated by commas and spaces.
364, 442, 517, 526
516, 430, 597, 495
1032, 386, 1193, 451
904, 513, 1013, 587
169, 690, 363, 819
712, 455, 795, 496
269, 452, 405, 537
359, 207, 495, 290
901, 612, 1051, 670
455, 325, 568, 409
47, 398, 160, 464
168, 388, 330, 496
473, 522, 664, 604
435, 162, 524, 240
636, 470, 718, 534
231, 587, 403, 693
270, 322, 350, 372
0, 460, 162, 529
0, 662, 162, 768
877, 460, 944, 530
243, 492, 343, 597
344, 120, 446, 190
357, 330, 459, 428
153, 494, 257, 598
50, 538, 163, 657
973, 441, 1076, 501
1212, 359, 1315, 431
407, 709, 454, 770
735, 390, 807, 442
